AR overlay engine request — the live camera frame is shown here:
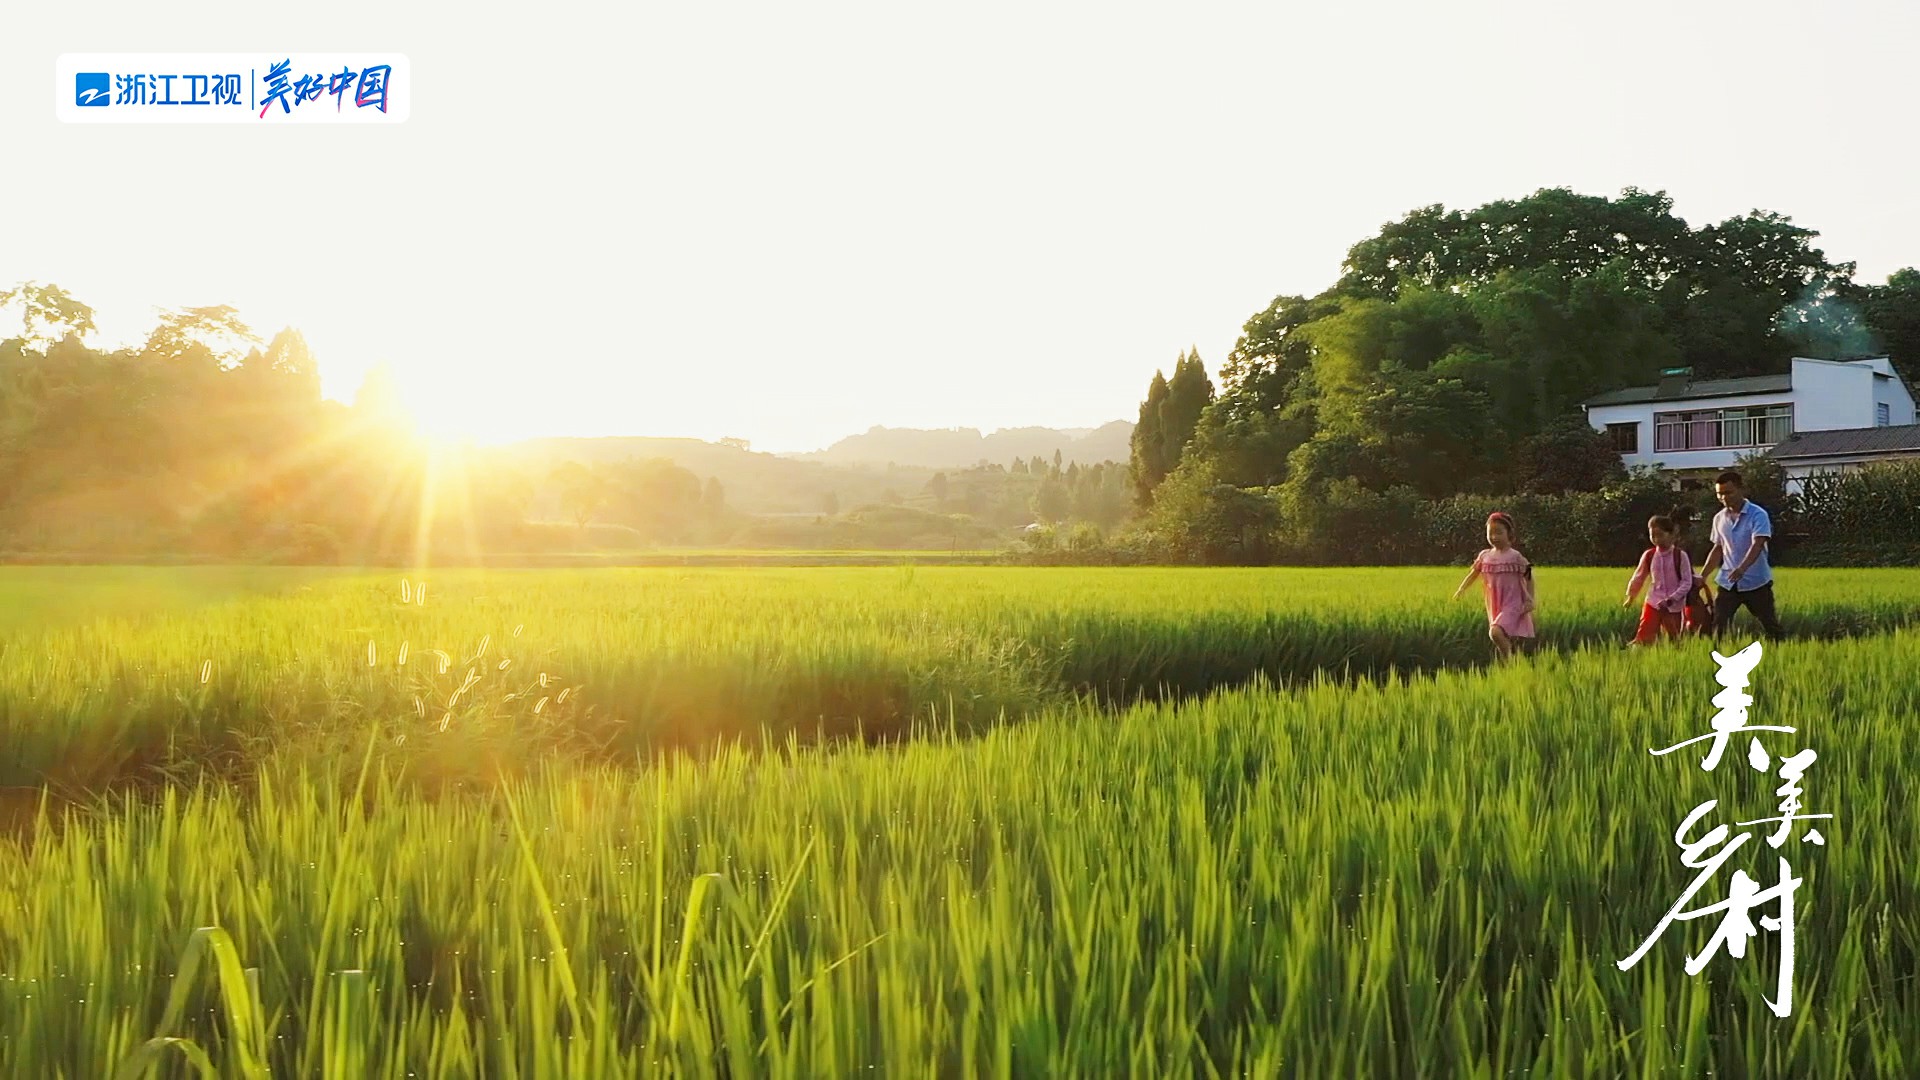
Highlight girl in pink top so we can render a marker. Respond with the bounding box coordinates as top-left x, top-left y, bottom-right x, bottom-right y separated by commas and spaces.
1451, 511, 1535, 660
1622, 514, 1693, 646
